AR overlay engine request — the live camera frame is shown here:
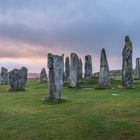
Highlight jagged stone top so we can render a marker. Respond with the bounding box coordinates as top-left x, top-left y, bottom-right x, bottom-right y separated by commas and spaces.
9, 67, 28, 73
40, 68, 47, 76
71, 52, 78, 57
100, 48, 108, 66
48, 53, 64, 69
1, 67, 8, 72
125, 36, 130, 42
70, 53, 79, 63
124, 36, 132, 50
41, 68, 46, 72
66, 56, 69, 59
136, 57, 140, 60
65, 56, 69, 63
85, 55, 92, 58
48, 53, 64, 58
